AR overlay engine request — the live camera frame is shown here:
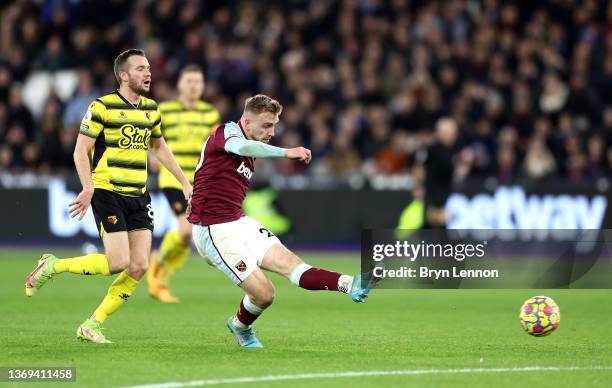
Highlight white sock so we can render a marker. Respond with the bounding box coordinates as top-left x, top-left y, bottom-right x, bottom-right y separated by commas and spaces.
242, 295, 264, 315
232, 296, 265, 330
289, 263, 312, 286
338, 275, 353, 294
232, 316, 250, 330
